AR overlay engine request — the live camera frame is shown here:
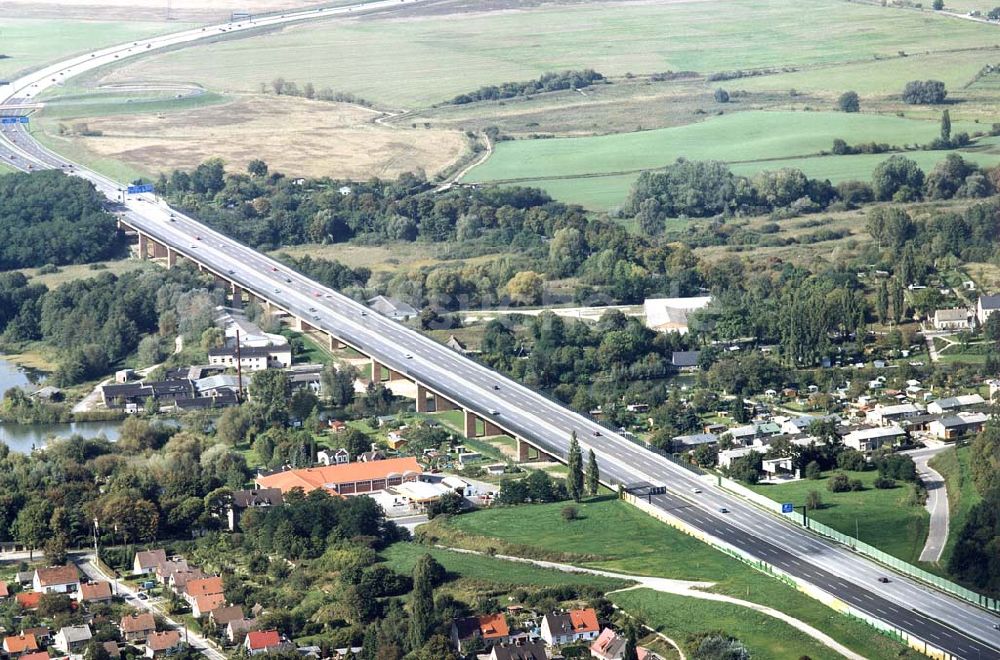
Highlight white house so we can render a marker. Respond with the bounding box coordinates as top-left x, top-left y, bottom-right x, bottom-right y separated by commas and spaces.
933, 308, 972, 331
927, 394, 985, 415
976, 294, 1000, 325
929, 412, 989, 440
133, 549, 167, 576
843, 425, 905, 453
54, 625, 91, 654
865, 404, 920, 426
33, 565, 80, 594
540, 609, 600, 646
